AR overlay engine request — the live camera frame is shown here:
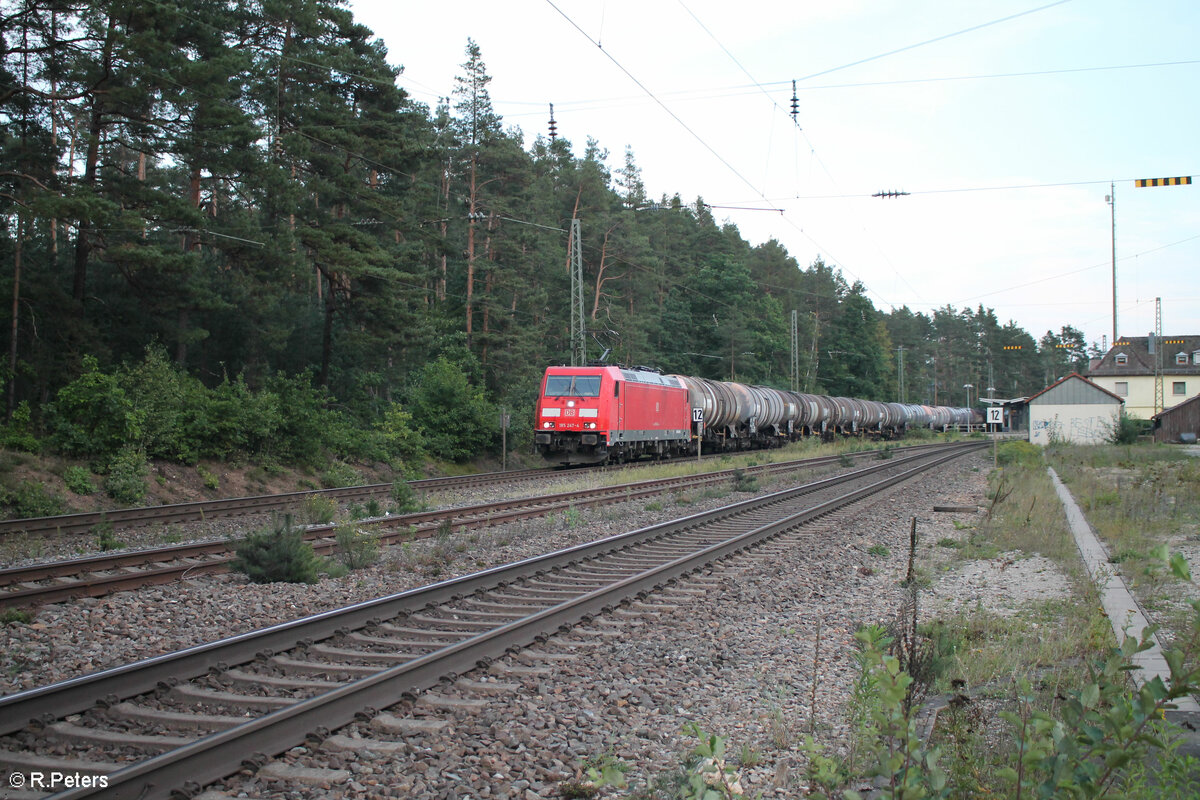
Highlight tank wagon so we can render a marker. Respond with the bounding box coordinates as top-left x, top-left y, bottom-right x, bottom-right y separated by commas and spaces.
533, 365, 980, 466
